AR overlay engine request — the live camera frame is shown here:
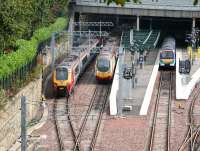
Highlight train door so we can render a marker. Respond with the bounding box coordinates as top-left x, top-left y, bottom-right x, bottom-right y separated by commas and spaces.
74, 65, 80, 82
112, 55, 116, 73
81, 55, 88, 71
